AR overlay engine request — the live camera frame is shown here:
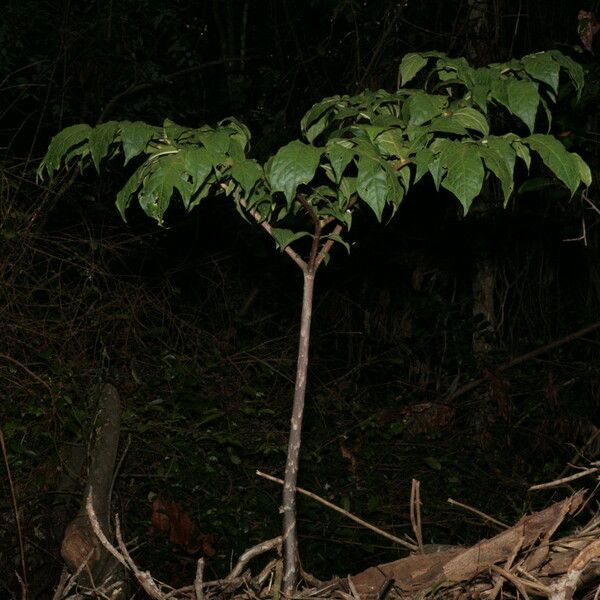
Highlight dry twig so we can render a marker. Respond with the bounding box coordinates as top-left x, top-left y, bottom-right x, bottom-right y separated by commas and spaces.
0, 427, 28, 595
257, 470, 417, 551
195, 558, 204, 600
529, 467, 599, 491
447, 497, 509, 529
410, 479, 424, 554
226, 537, 282, 581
